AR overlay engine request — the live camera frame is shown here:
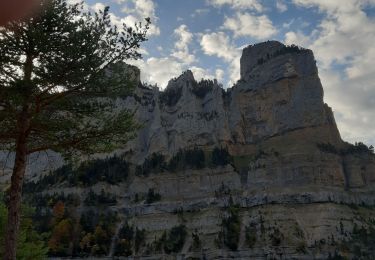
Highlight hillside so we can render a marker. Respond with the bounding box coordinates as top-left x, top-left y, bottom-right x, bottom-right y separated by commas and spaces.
3, 41, 375, 259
